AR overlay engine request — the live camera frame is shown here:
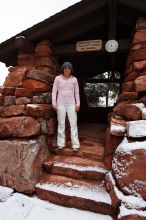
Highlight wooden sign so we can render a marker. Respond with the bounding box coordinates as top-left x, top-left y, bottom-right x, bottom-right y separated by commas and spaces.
76, 39, 102, 52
